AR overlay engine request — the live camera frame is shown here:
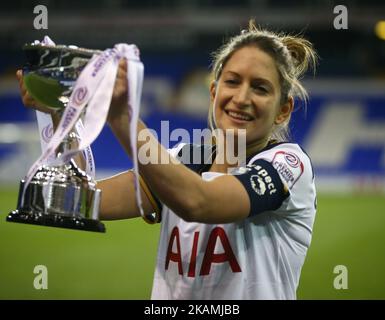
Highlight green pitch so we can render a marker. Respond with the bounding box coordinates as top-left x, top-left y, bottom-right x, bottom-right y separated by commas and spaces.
0, 186, 384, 299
